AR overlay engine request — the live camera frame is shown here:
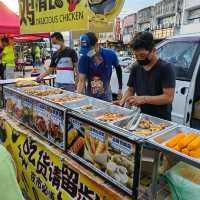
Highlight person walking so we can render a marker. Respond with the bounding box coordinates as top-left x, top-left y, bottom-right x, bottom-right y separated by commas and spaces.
0, 37, 16, 79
